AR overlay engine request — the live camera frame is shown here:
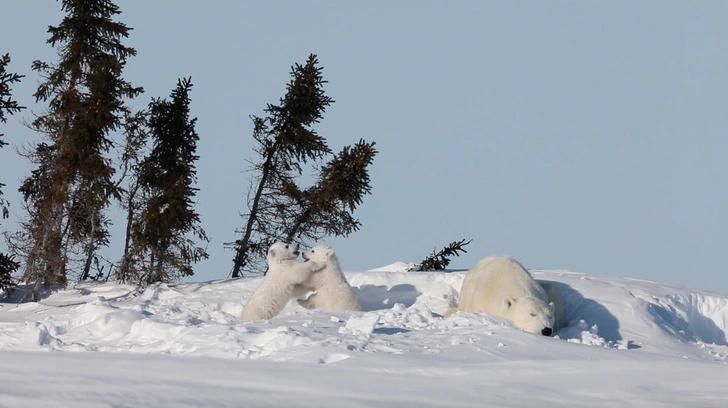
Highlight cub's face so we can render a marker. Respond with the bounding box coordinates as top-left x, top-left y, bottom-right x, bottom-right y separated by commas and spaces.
267, 242, 300, 262
503, 296, 556, 336
302, 244, 334, 263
